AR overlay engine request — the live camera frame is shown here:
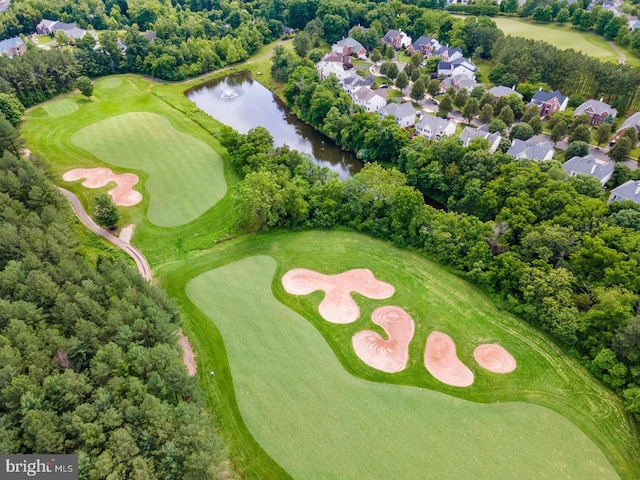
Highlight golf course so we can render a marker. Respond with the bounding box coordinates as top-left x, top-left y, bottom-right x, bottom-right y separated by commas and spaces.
21, 66, 640, 478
